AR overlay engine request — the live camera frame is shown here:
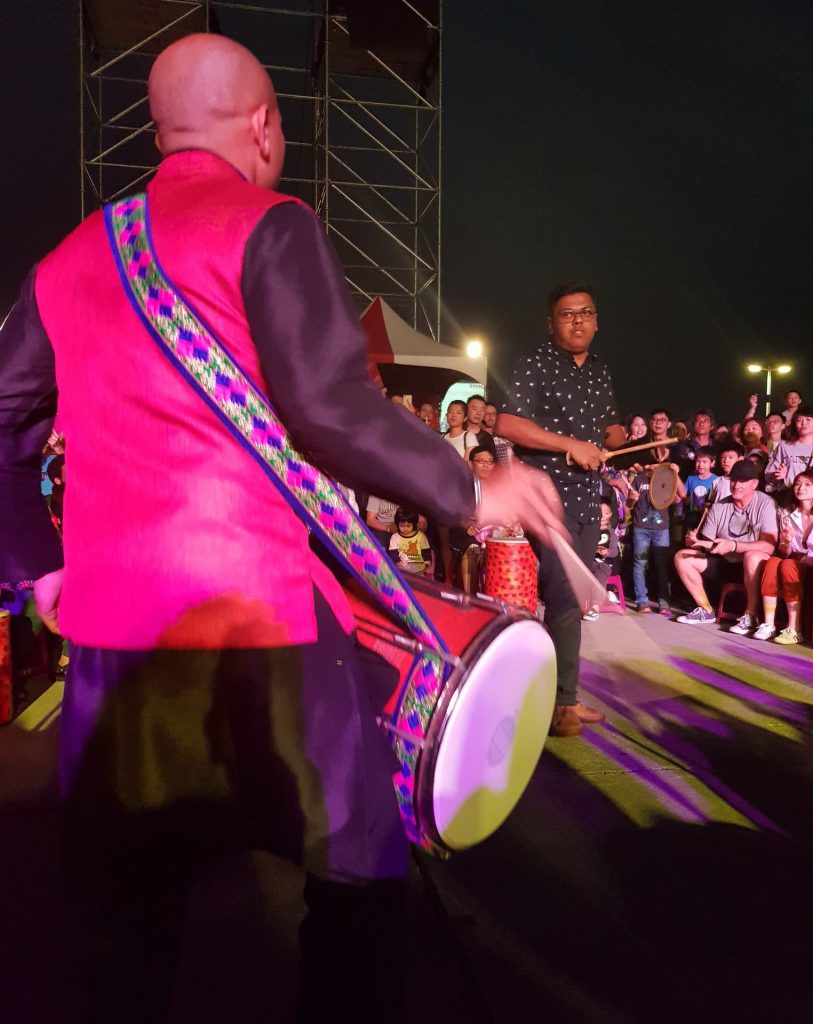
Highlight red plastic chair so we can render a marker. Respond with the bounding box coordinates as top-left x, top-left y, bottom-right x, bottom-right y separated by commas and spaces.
717, 582, 747, 623
601, 575, 626, 615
